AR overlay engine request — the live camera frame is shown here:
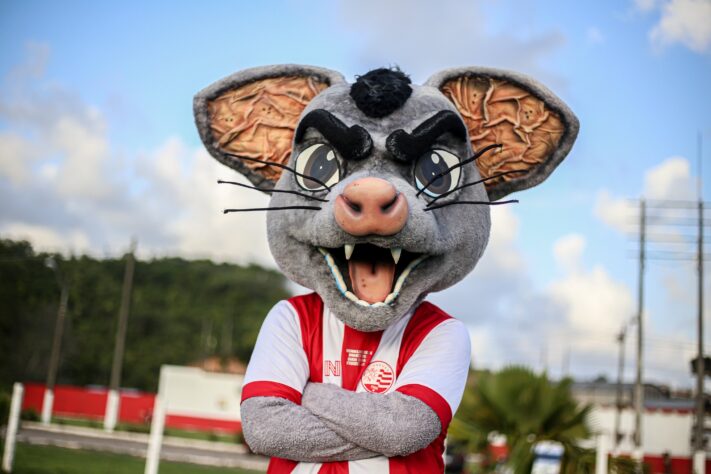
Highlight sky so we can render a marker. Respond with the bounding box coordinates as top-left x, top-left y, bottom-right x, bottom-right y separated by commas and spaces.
1, 0, 710, 388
